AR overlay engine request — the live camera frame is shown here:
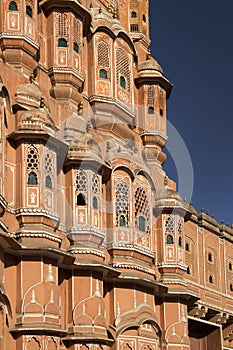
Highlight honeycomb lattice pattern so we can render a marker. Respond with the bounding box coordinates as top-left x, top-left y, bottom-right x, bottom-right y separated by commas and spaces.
134, 187, 150, 233
147, 86, 155, 105
91, 173, 100, 195
76, 170, 87, 192
56, 12, 68, 37
116, 48, 130, 92
73, 17, 80, 45
97, 41, 110, 67
26, 145, 39, 171
178, 218, 183, 235
44, 151, 53, 175
164, 216, 175, 232
115, 181, 129, 227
